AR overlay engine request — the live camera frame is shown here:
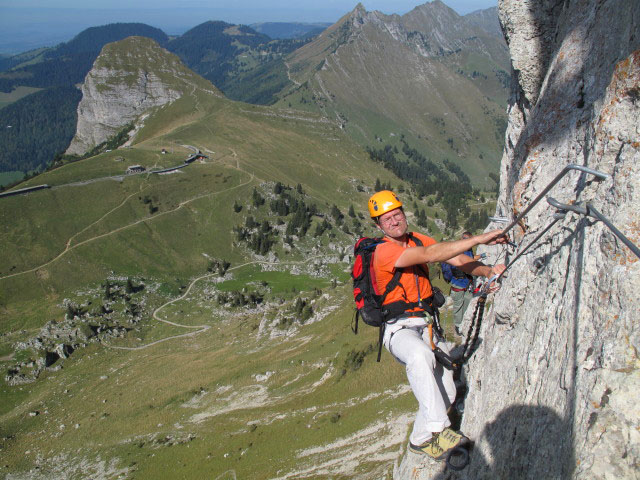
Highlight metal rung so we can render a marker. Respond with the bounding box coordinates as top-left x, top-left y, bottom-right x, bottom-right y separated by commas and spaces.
496, 209, 567, 282
547, 197, 640, 259
501, 164, 609, 236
